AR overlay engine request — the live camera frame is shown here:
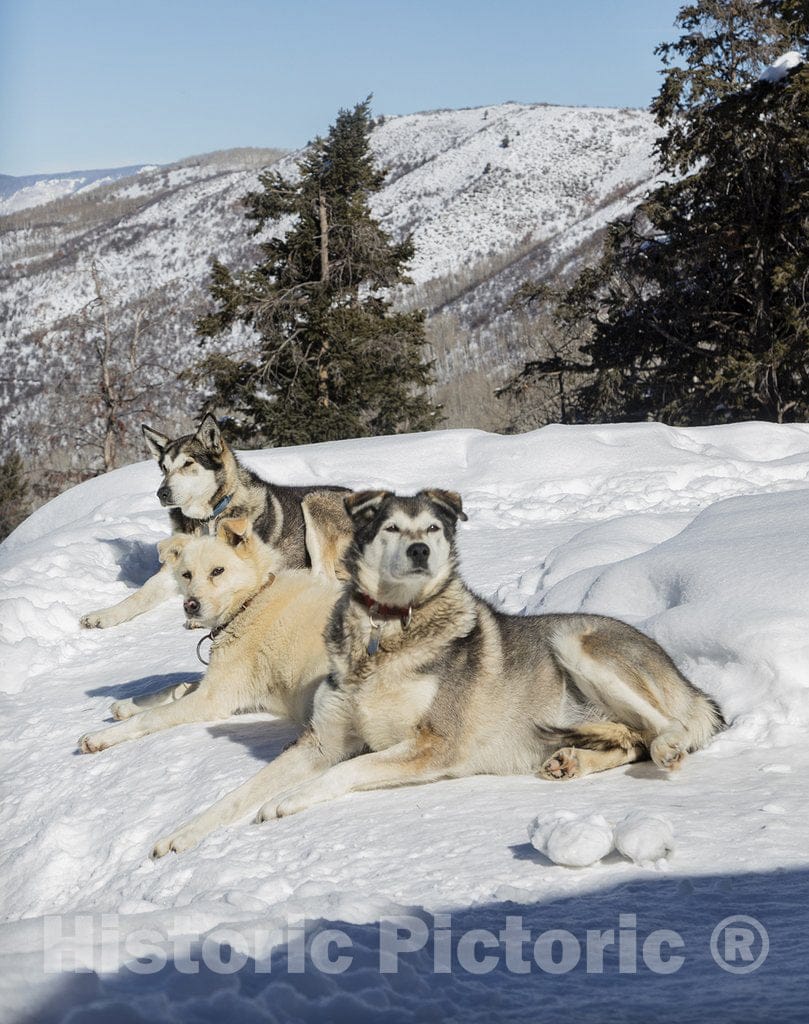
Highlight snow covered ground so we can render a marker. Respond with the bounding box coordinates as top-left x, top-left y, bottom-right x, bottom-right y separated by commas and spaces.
1, 421, 808, 1022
